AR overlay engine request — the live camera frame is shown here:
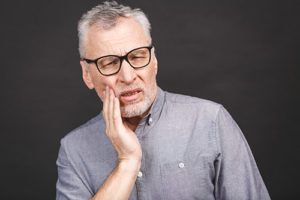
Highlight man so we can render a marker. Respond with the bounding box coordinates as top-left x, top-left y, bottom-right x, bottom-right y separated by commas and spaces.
56, 1, 271, 200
